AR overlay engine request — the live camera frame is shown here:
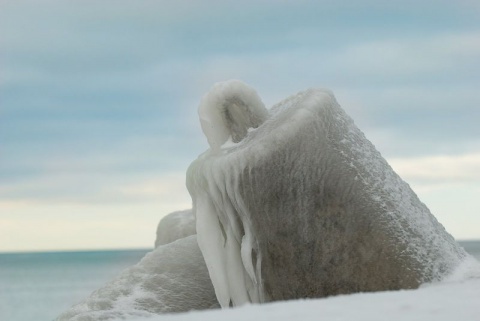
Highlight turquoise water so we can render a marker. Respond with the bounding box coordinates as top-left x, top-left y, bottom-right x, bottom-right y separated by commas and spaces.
458, 240, 480, 260
1, 242, 479, 321
0, 249, 149, 321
